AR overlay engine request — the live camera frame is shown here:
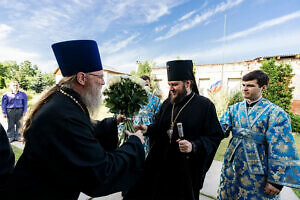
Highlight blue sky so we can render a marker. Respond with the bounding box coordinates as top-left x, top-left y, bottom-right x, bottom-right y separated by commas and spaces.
0, 0, 300, 73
